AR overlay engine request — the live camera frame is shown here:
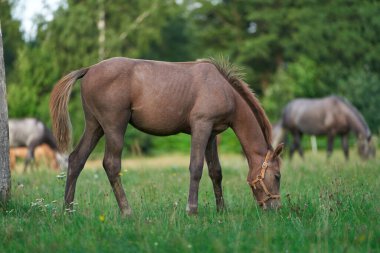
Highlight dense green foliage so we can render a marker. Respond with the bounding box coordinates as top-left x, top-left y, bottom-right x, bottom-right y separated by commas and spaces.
1, 152, 379, 252
1, 0, 380, 153
0, 0, 23, 79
